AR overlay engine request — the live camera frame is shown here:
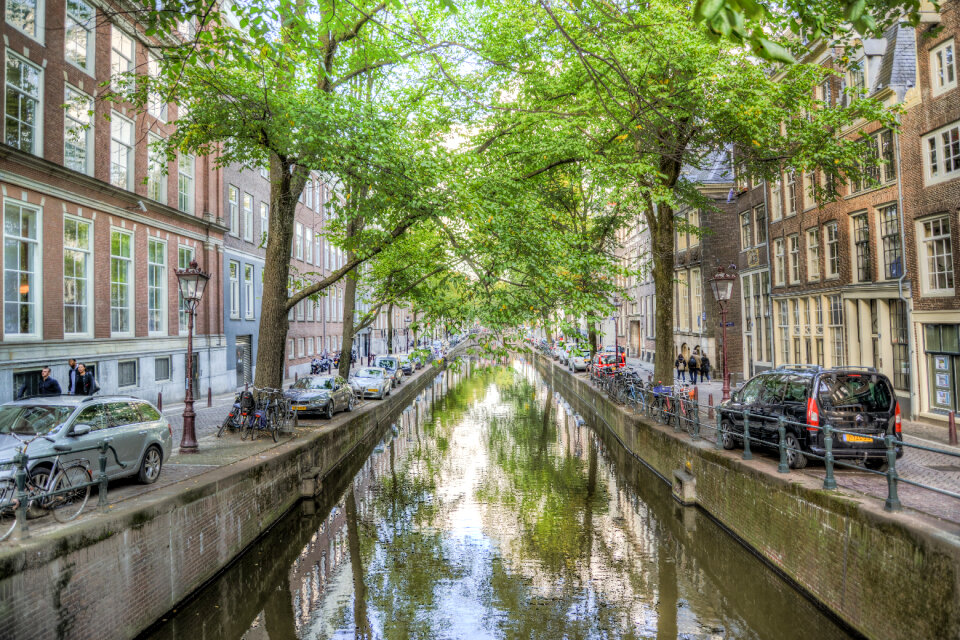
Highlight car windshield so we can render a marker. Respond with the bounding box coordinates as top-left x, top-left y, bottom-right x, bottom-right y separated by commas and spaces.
0, 405, 73, 435
599, 354, 617, 364
357, 369, 383, 378
817, 374, 892, 413
377, 359, 397, 369
293, 377, 334, 390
